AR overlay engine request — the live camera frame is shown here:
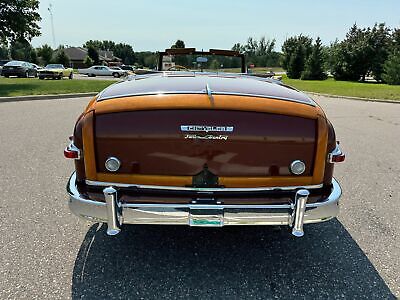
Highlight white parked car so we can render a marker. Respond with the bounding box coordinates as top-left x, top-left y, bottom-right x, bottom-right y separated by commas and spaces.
78, 65, 127, 78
